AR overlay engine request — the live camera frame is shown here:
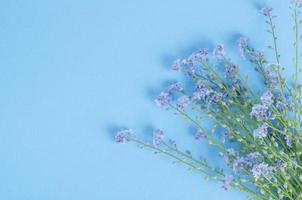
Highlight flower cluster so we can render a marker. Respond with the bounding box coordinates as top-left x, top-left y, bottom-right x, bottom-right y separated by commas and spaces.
252, 163, 274, 181
253, 123, 268, 139
115, 129, 132, 143
238, 36, 248, 57
115, 2, 302, 200
195, 129, 207, 141
153, 129, 164, 146
250, 104, 269, 120
259, 7, 272, 16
